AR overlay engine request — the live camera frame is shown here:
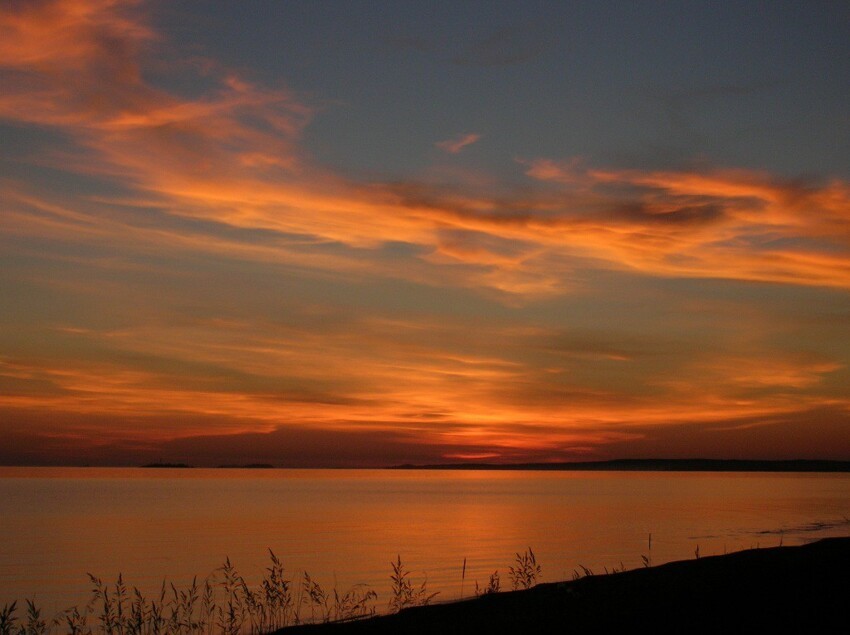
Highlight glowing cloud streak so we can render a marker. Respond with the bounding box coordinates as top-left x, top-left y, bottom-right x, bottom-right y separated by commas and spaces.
436, 133, 482, 154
